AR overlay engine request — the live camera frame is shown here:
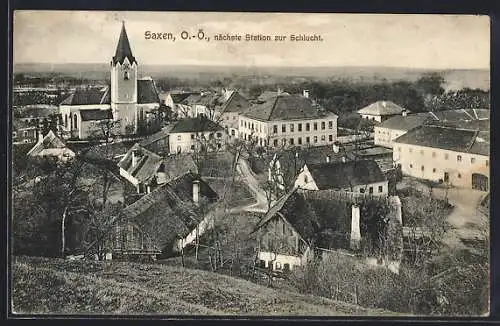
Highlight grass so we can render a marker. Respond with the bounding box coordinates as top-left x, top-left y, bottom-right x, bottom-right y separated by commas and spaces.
12, 256, 400, 316
206, 178, 255, 208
